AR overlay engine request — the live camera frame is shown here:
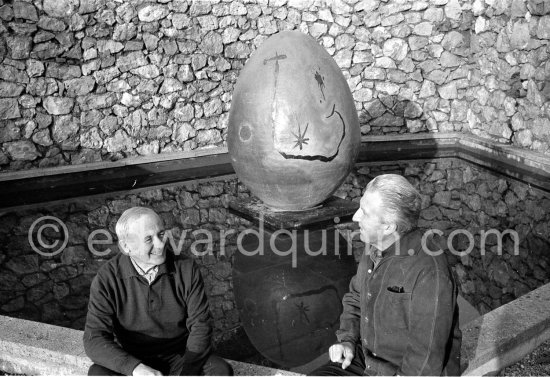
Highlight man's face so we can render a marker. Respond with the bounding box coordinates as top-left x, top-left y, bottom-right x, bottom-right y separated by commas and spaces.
122, 213, 166, 268
352, 189, 389, 247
